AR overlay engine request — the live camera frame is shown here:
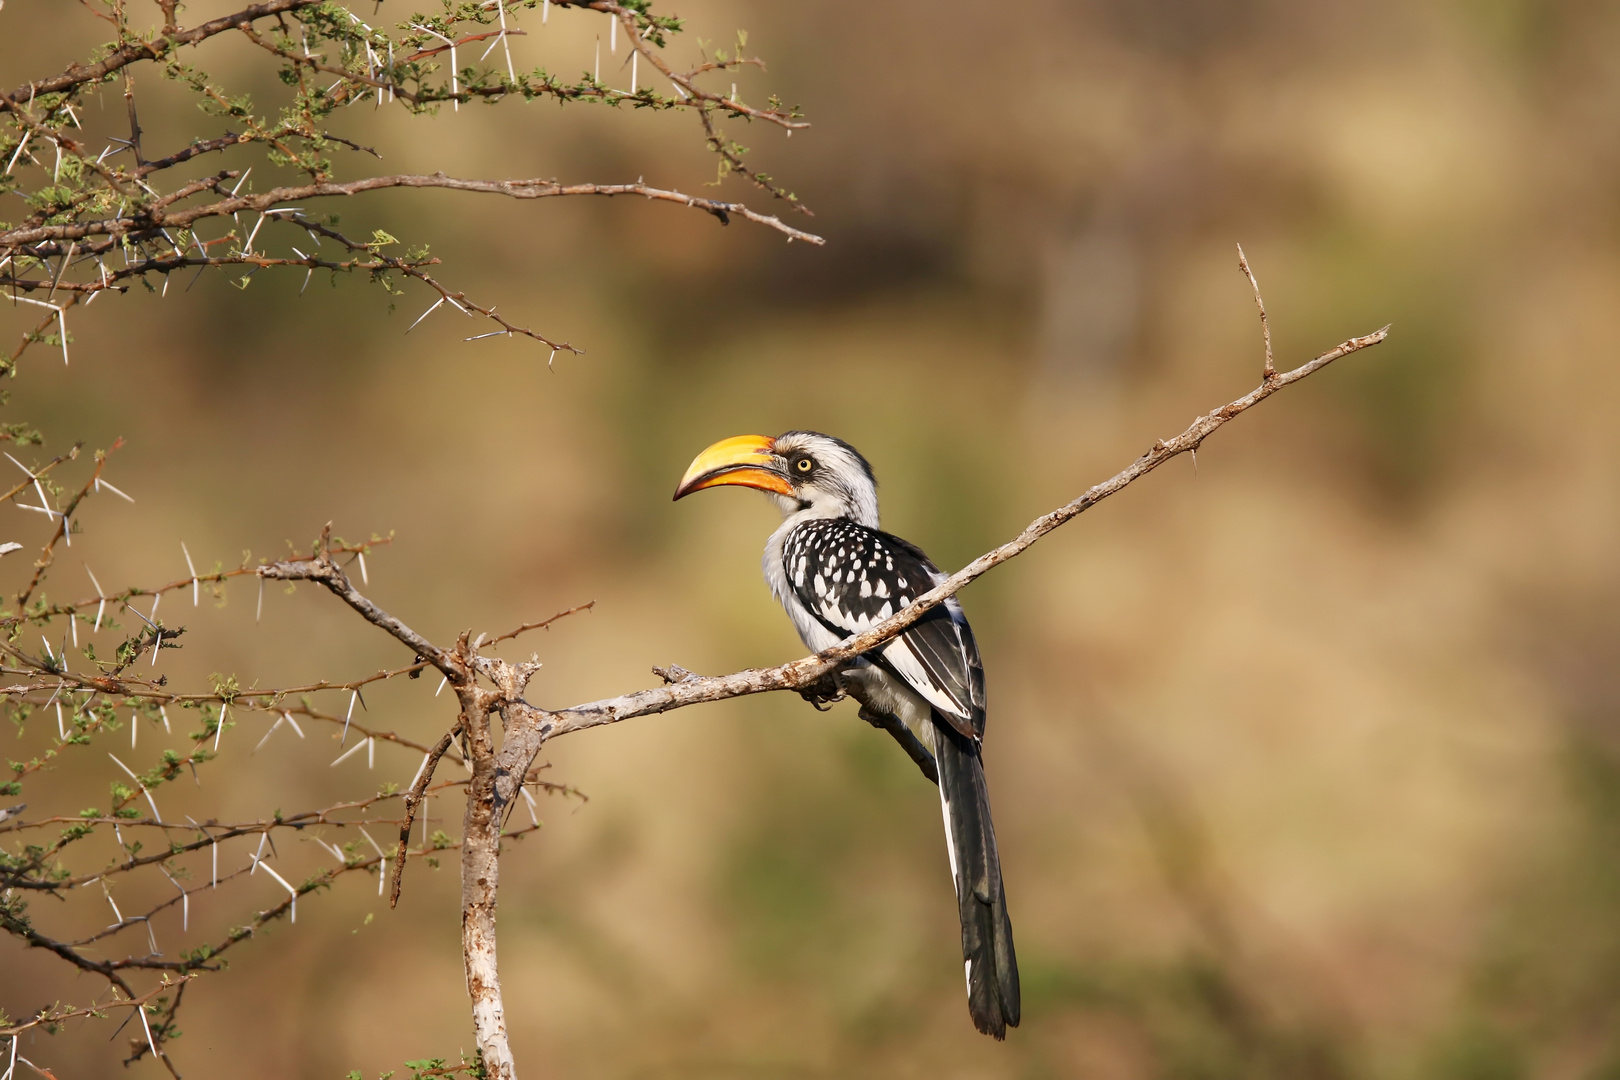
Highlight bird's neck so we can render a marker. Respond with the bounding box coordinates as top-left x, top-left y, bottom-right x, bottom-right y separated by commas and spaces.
769, 493, 879, 530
